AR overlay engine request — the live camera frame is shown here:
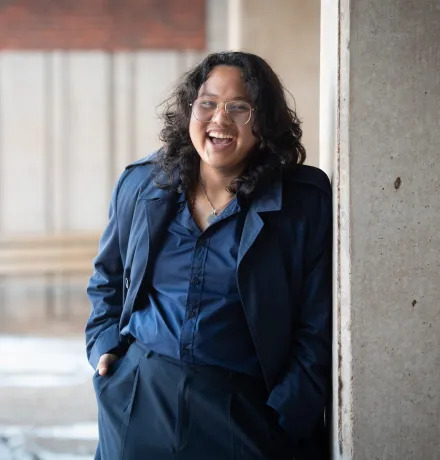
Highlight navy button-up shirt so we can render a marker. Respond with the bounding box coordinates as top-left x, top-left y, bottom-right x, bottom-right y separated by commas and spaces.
122, 194, 263, 378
